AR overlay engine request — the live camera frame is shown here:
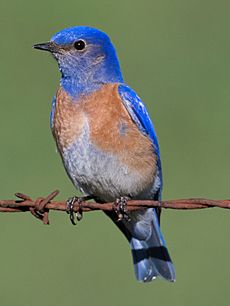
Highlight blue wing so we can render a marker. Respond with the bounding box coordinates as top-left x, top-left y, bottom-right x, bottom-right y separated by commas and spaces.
118, 83, 162, 195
